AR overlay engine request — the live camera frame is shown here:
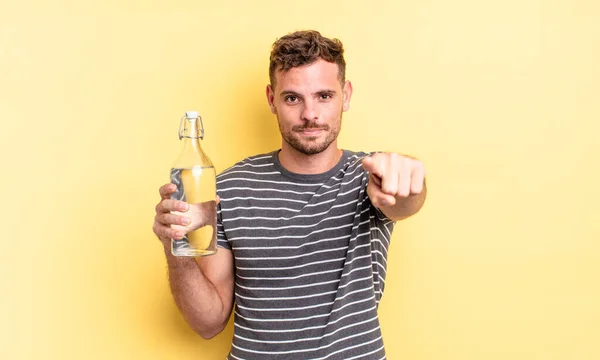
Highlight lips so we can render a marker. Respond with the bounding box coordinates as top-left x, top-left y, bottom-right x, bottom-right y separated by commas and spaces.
299, 128, 324, 135
293, 124, 329, 135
